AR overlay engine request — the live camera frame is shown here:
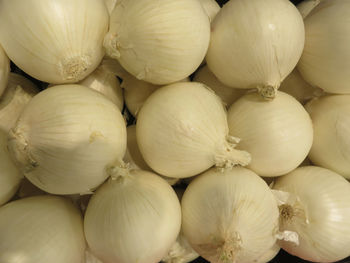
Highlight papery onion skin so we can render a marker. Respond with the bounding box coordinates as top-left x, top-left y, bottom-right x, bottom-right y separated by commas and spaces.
306, 95, 350, 179
8, 85, 126, 195
0, 44, 9, 97
0, 73, 39, 133
104, 0, 210, 85
0, 129, 22, 206
193, 65, 245, 107
0, 195, 86, 263
227, 91, 313, 177
273, 166, 350, 262
206, 0, 304, 91
84, 170, 181, 263
0, 0, 108, 84
136, 82, 251, 178
298, 0, 350, 94
182, 167, 279, 263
